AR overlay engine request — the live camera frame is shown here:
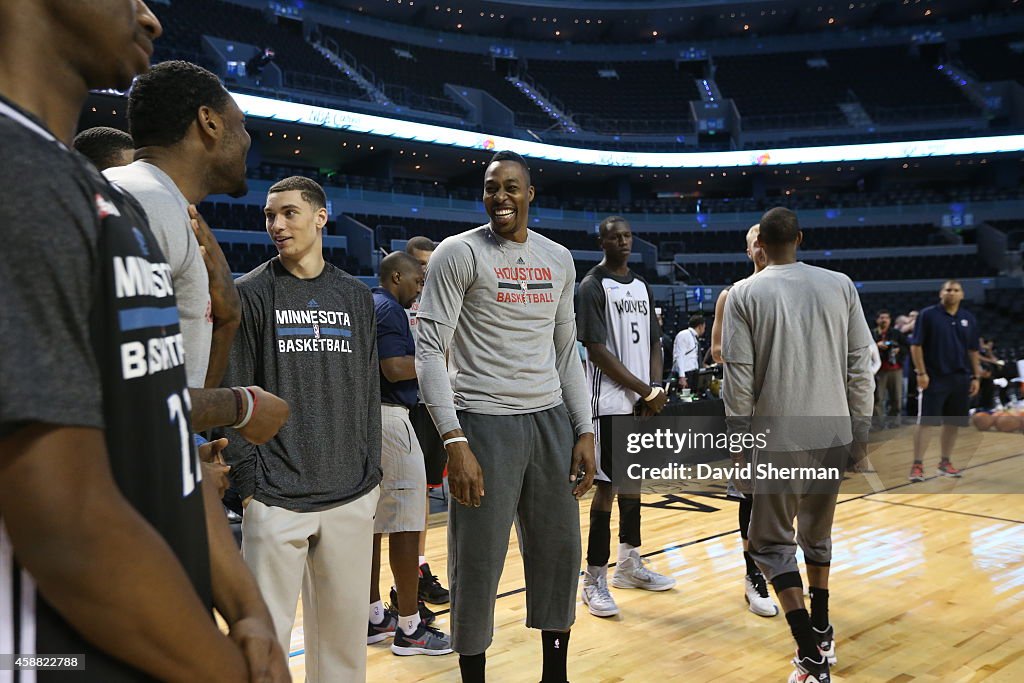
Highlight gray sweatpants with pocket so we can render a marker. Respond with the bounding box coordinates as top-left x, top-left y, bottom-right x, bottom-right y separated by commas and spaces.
747, 446, 846, 580
449, 404, 581, 655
